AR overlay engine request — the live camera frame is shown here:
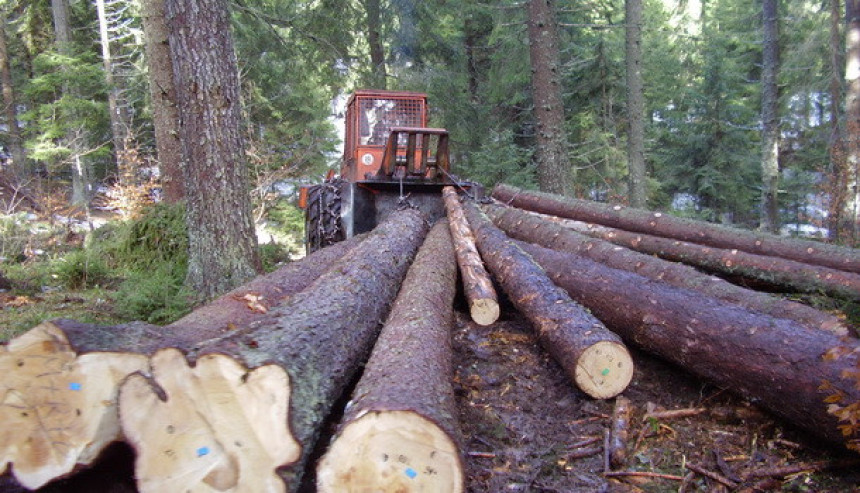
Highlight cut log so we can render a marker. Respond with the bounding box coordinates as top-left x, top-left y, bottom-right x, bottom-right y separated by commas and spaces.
164, 233, 367, 349
492, 183, 860, 274
442, 186, 499, 325
0, 321, 150, 490
317, 220, 463, 492
609, 396, 633, 469
558, 217, 860, 301
118, 208, 430, 492
462, 201, 633, 399
518, 241, 860, 447
486, 204, 849, 335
